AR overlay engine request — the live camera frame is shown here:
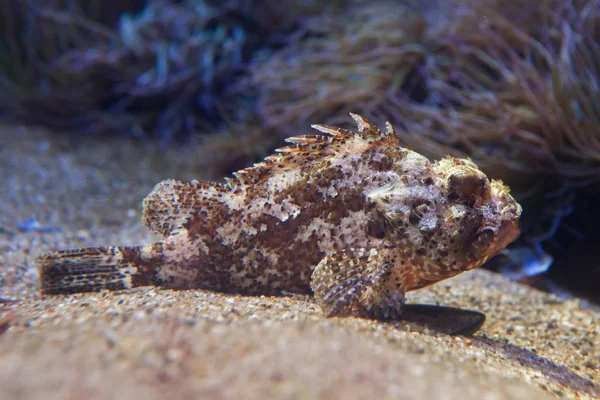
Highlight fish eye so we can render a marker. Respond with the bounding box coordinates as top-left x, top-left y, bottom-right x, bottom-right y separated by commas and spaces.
366, 218, 386, 239
448, 174, 488, 206
365, 197, 377, 211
